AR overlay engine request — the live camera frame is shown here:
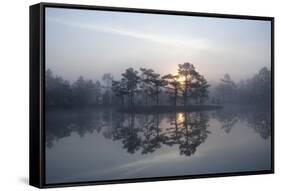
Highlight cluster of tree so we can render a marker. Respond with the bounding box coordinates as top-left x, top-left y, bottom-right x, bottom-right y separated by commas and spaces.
214, 67, 271, 105
46, 62, 210, 108
112, 62, 209, 108
46, 69, 113, 107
